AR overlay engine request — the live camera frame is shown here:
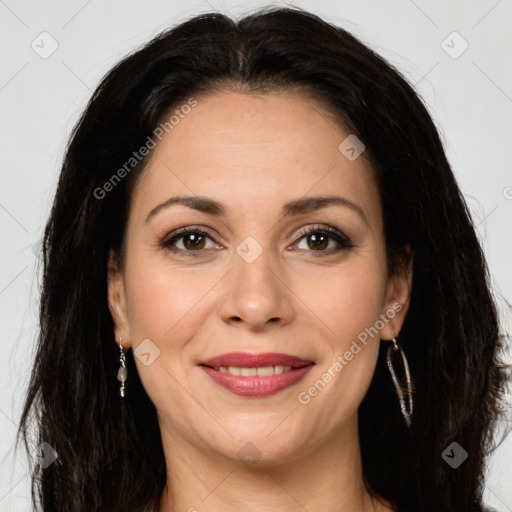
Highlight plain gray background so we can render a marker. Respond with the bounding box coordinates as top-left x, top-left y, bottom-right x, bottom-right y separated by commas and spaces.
1, 0, 511, 510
